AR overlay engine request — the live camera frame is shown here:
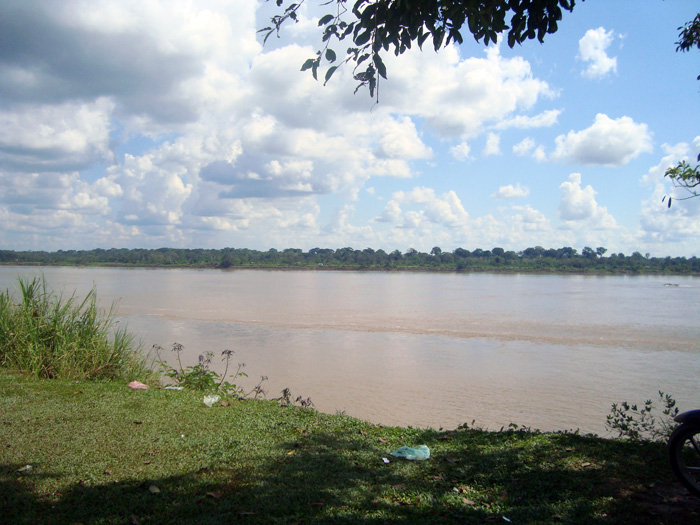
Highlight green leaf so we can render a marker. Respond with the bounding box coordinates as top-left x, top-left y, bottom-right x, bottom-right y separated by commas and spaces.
300, 58, 315, 72
324, 65, 338, 85
325, 48, 337, 62
374, 54, 387, 79
417, 31, 430, 49
318, 14, 334, 26
355, 29, 372, 46
433, 28, 445, 51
